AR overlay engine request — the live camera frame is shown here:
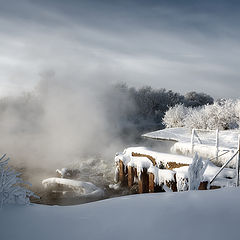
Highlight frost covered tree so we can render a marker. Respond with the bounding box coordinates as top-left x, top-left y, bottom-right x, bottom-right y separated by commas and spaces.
164, 98, 240, 130
188, 153, 208, 190
163, 104, 189, 128
184, 106, 209, 130
0, 154, 36, 208
211, 99, 238, 130
187, 100, 238, 130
